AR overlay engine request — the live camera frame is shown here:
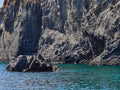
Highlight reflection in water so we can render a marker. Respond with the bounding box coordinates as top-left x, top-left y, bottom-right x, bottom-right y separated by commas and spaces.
0, 63, 120, 90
